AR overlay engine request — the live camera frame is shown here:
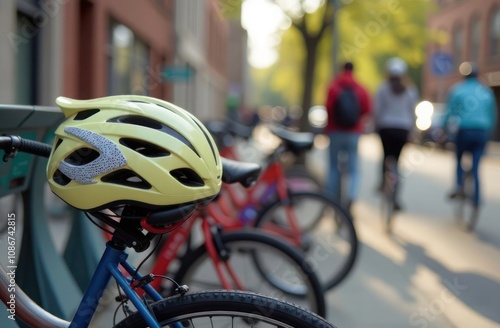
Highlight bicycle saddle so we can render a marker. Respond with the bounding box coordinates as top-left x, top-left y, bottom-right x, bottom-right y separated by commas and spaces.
270, 126, 315, 153
146, 203, 198, 226
205, 119, 253, 140
226, 119, 253, 139
221, 157, 261, 188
